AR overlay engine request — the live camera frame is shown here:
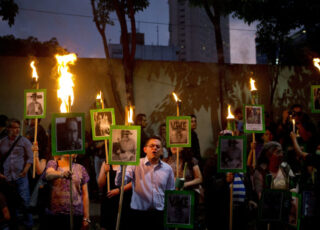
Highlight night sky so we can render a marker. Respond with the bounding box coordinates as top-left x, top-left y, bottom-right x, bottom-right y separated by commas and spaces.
0, 0, 256, 63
